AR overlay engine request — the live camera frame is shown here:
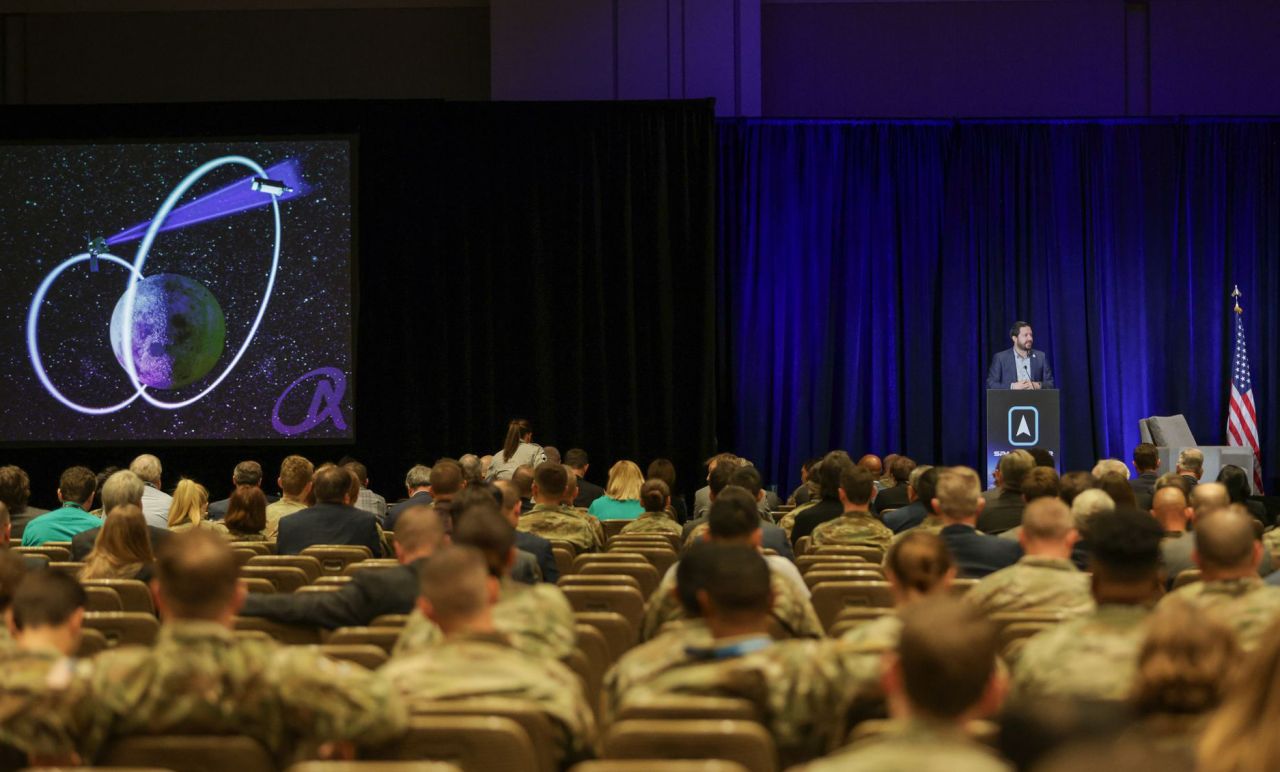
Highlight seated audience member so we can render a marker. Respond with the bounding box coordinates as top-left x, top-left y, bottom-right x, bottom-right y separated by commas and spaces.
0, 465, 47, 541
210, 487, 270, 541
619, 479, 682, 536
1022, 466, 1061, 503
788, 458, 821, 507
1161, 505, 1280, 650
860, 454, 885, 487
684, 465, 794, 558
1092, 458, 1130, 481
810, 465, 892, 550
384, 462, 435, 533
1058, 470, 1098, 507
457, 454, 484, 486
380, 545, 594, 766
128, 454, 172, 530
978, 450, 1034, 534
692, 453, 740, 519
1217, 464, 1266, 523
71, 471, 169, 561
166, 479, 210, 532
26, 530, 405, 764
1163, 482, 1251, 583
456, 486, 540, 584
804, 597, 1008, 772
342, 459, 387, 523
1176, 448, 1204, 488
1012, 509, 1165, 701
588, 460, 646, 521
21, 466, 99, 546
393, 502, 575, 660
967, 498, 1094, 618
565, 448, 605, 509
641, 486, 819, 641
839, 531, 955, 659
872, 455, 916, 514
518, 463, 602, 552
207, 461, 276, 520
494, 480, 557, 582
1197, 615, 1280, 772
486, 418, 548, 482
646, 458, 688, 523
789, 451, 854, 544
883, 465, 937, 534
264, 455, 314, 538
1129, 442, 1161, 510
0, 550, 27, 652
277, 465, 383, 557
935, 467, 1021, 579
511, 465, 536, 514
88, 467, 120, 517
1097, 471, 1139, 510
79, 505, 156, 582
241, 504, 447, 629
